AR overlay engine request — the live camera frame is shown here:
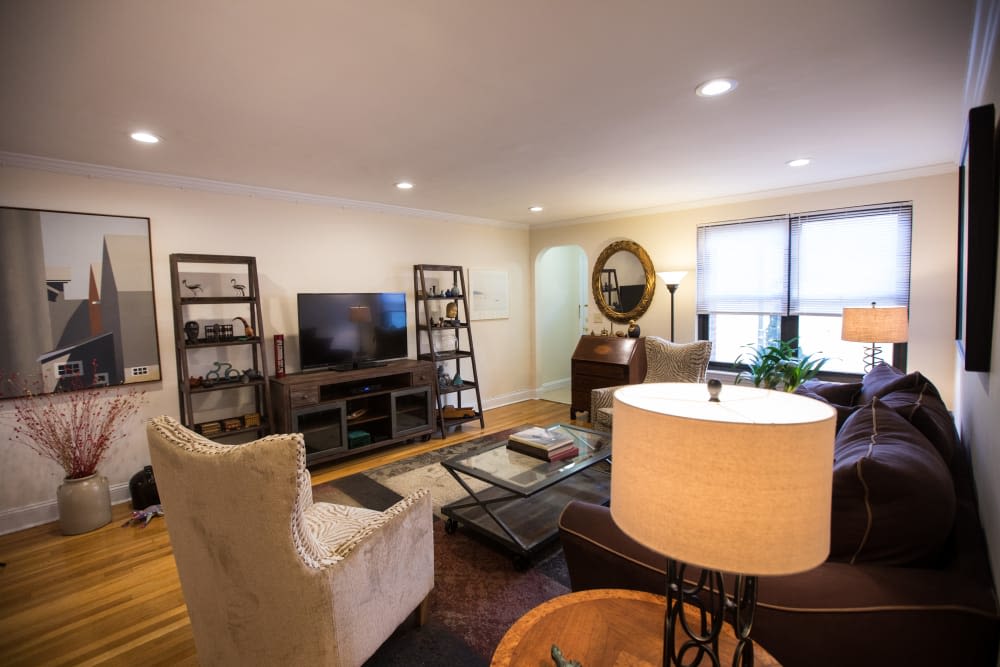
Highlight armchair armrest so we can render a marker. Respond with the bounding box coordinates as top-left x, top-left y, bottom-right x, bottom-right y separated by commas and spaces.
590, 385, 624, 430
